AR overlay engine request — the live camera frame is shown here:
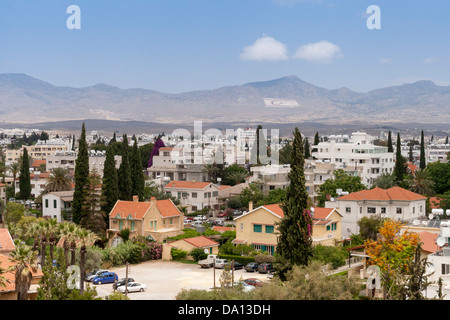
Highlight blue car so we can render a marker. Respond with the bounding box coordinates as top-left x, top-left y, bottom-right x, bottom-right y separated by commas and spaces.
92, 272, 118, 285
